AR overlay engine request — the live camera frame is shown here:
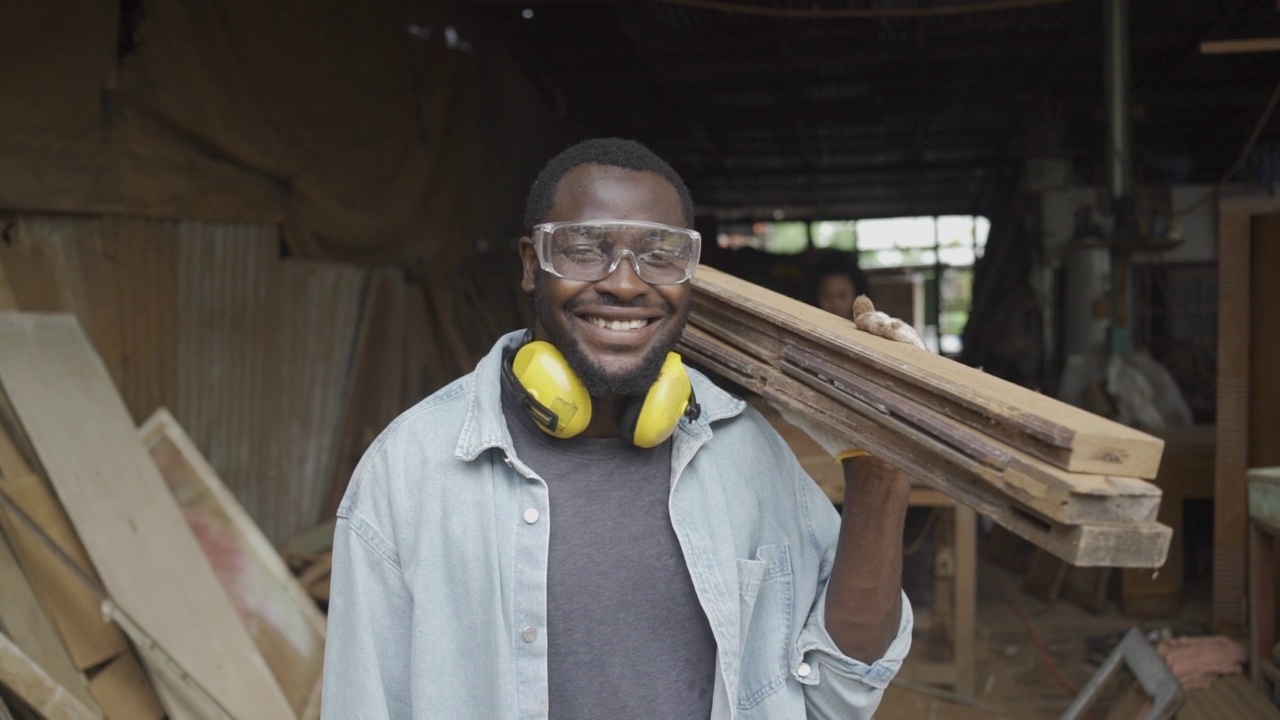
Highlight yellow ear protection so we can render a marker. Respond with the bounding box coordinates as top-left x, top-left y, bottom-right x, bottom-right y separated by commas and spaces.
501, 335, 701, 448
